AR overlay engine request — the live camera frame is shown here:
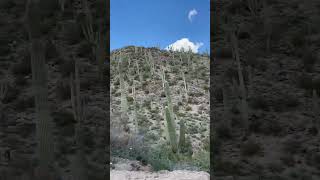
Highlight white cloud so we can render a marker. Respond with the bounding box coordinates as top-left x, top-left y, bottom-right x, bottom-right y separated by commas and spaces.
165, 38, 204, 53
188, 9, 198, 22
